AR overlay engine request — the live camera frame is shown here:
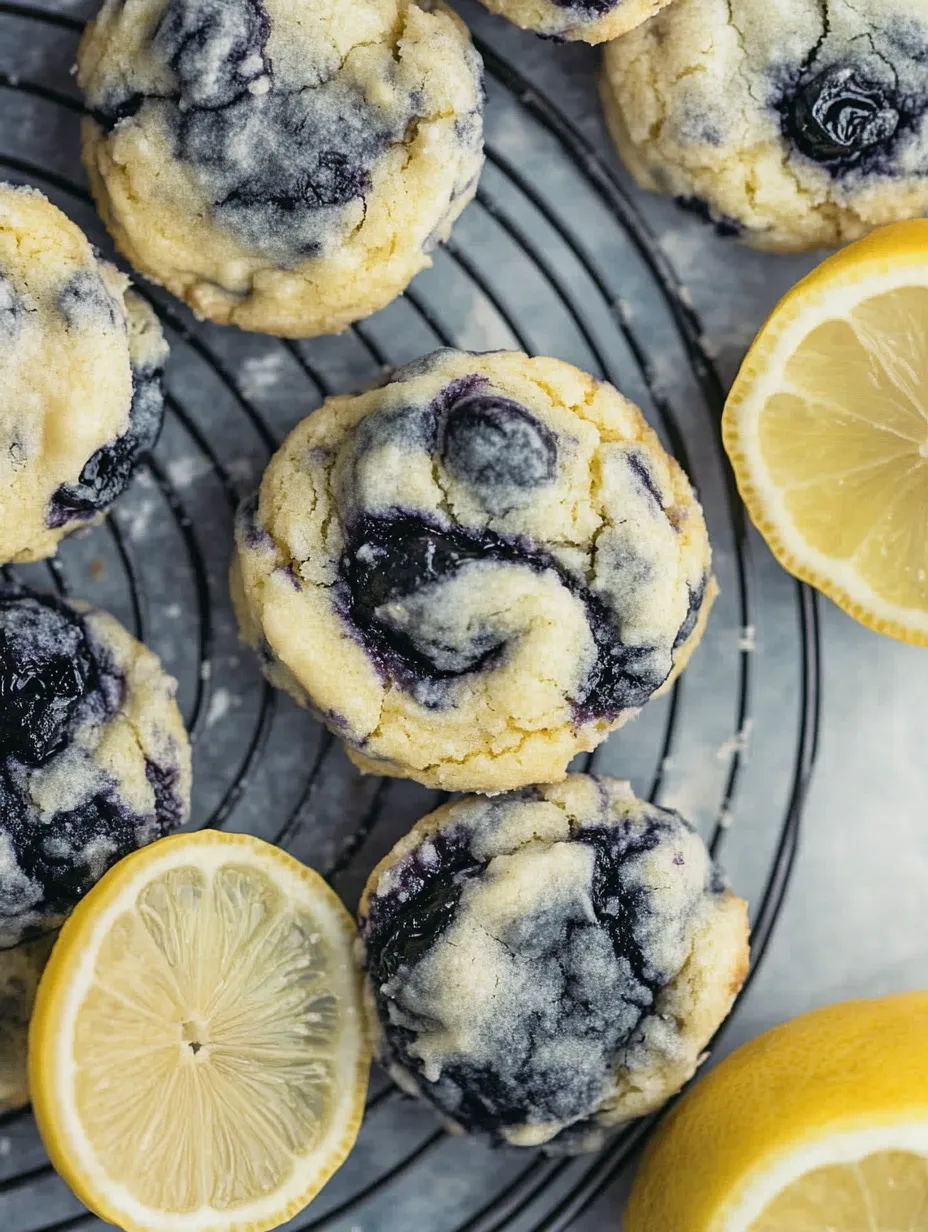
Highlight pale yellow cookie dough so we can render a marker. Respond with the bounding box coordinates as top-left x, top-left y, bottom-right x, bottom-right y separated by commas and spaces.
233, 348, 715, 793
359, 775, 750, 1149
0, 184, 168, 565
0, 933, 54, 1113
78, 0, 485, 337
602, 0, 928, 252
478, 0, 672, 44
0, 584, 191, 949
